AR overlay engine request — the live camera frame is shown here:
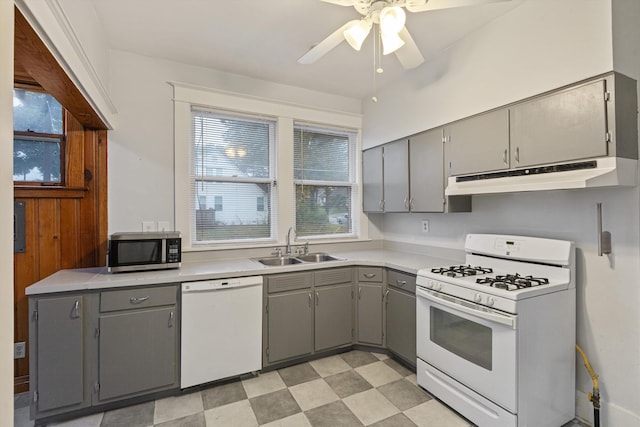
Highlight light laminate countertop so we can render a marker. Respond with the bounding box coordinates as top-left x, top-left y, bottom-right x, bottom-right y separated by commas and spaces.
26, 248, 463, 295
